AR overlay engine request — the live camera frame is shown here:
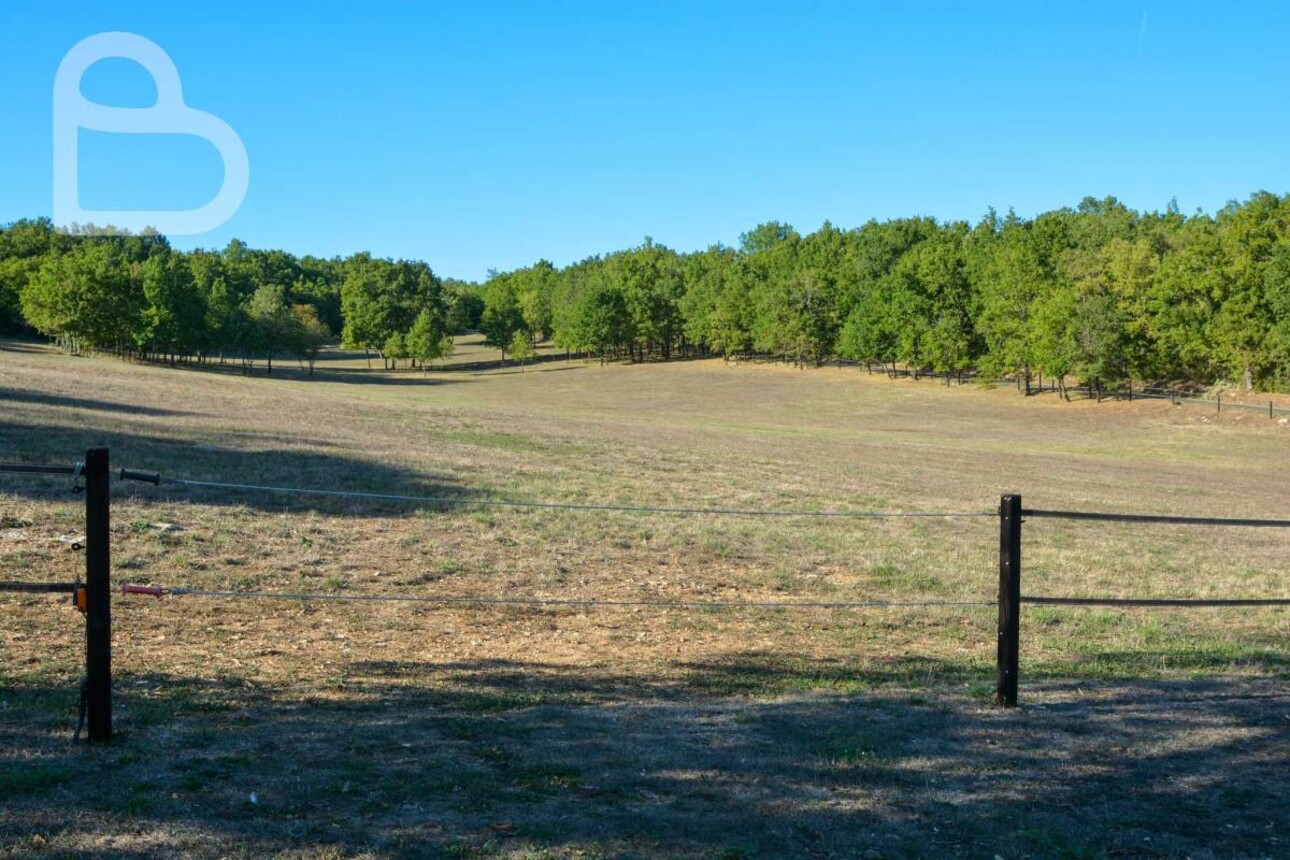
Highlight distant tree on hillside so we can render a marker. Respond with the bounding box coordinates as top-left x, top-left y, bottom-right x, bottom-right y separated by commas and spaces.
406, 309, 449, 372
291, 304, 331, 375
480, 273, 525, 359
509, 328, 534, 370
